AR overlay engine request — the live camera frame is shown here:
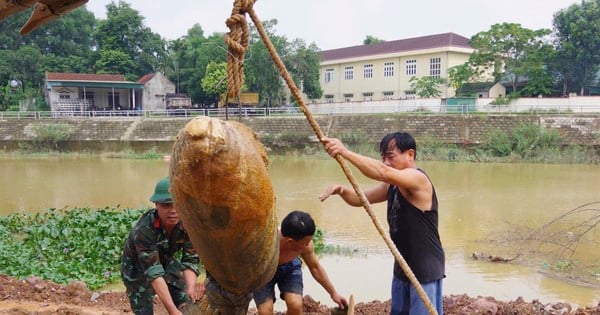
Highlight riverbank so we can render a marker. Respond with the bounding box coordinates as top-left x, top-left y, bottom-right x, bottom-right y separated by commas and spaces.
1, 275, 599, 314
1, 114, 598, 163
0, 114, 598, 151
